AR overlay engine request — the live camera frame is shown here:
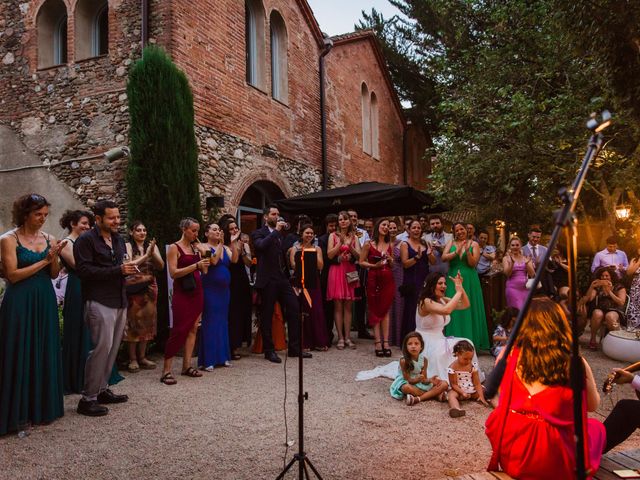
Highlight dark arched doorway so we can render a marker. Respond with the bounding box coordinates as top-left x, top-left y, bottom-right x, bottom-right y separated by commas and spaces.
237, 180, 285, 232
